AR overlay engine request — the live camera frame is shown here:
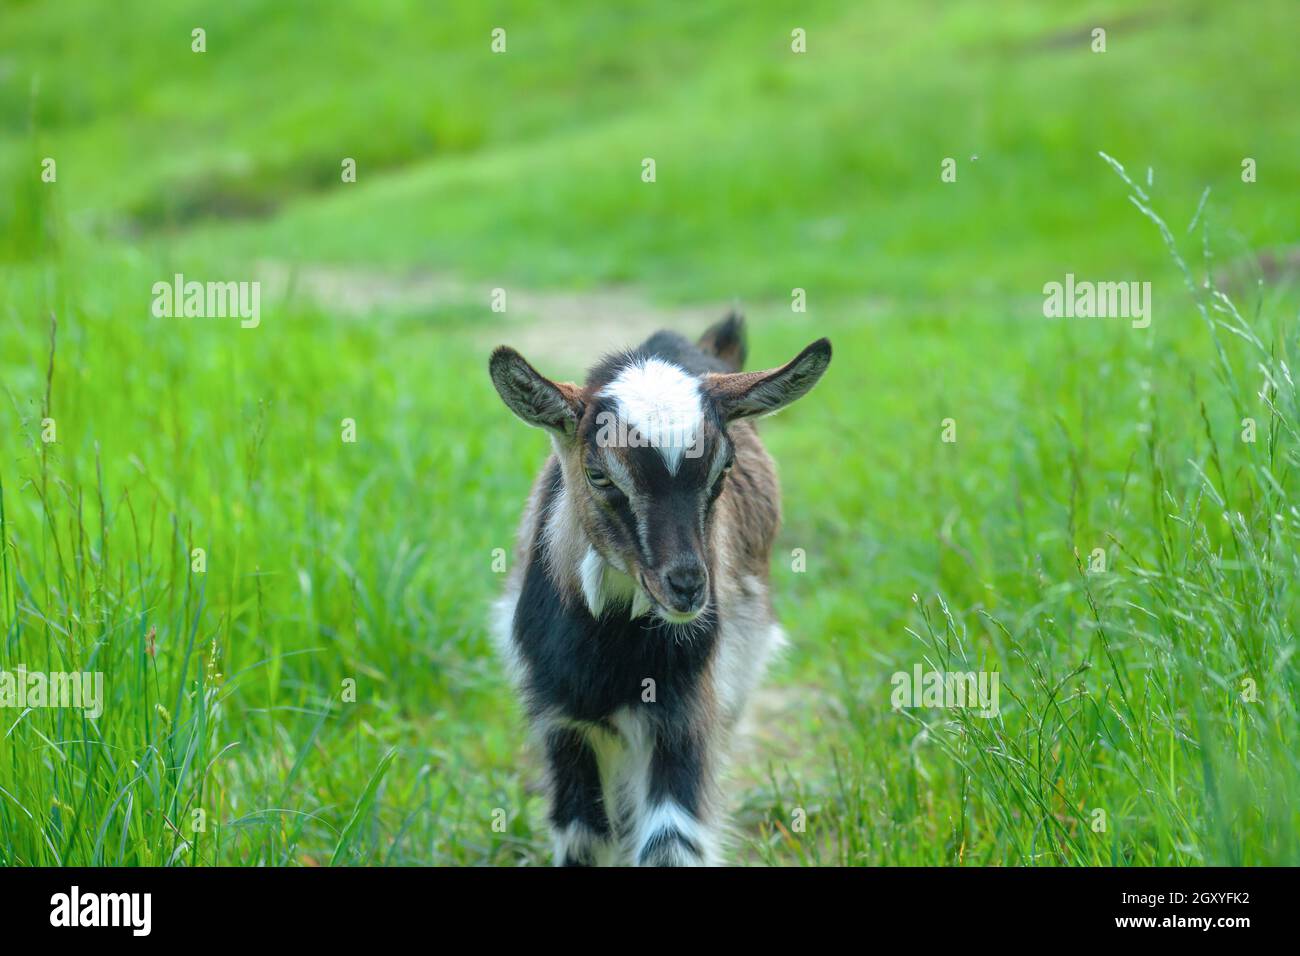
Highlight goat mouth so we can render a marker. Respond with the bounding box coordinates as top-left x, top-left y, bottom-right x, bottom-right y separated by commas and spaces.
657, 606, 705, 624
637, 573, 706, 624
